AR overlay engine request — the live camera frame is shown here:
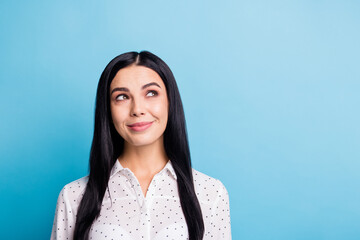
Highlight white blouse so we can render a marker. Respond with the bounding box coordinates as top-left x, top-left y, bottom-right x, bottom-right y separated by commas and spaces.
51, 159, 231, 240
